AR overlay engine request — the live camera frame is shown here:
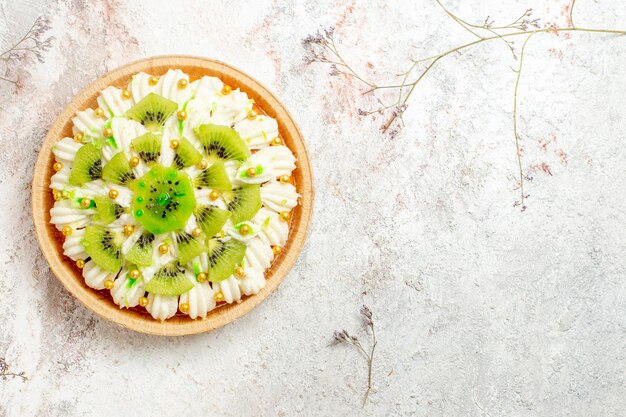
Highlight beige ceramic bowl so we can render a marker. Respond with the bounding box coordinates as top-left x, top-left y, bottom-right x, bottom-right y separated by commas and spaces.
32, 56, 313, 336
